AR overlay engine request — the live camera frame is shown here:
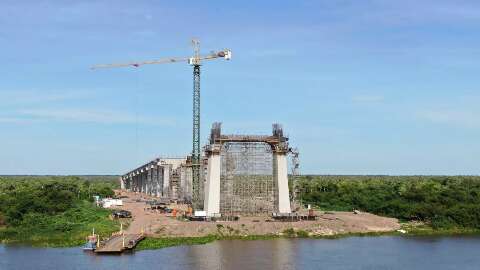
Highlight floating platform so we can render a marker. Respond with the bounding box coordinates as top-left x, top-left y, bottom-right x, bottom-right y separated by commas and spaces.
95, 234, 145, 253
